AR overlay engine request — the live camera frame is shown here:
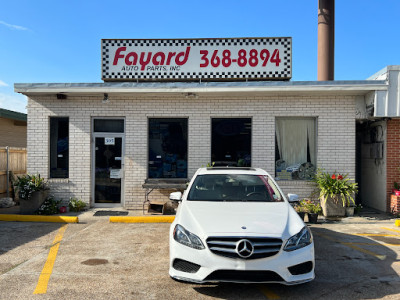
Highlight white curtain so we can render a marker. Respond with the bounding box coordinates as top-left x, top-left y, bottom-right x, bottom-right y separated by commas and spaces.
307, 120, 316, 165
276, 118, 316, 167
